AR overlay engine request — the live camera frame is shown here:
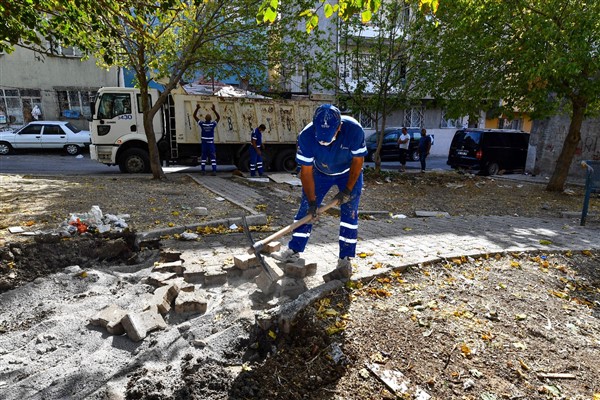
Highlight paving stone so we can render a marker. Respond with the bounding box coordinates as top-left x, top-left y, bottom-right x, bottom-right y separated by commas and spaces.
152, 260, 183, 274
121, 305, 167, 342
159, 251, 182, 263
261, 241, 281, 254
263, 257, 285, 281
144, 272, 178, 287
255, 270, 280, 295
241, 266, 262, 280
204, 270, 228, 286
183, 264, 205, 284
277, 277, 308, 299
89, 304, 127, 335
233, 253, 259, 270
284, 262, 307, 278
174, 291, 208, 314
145, 283, 180, 314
